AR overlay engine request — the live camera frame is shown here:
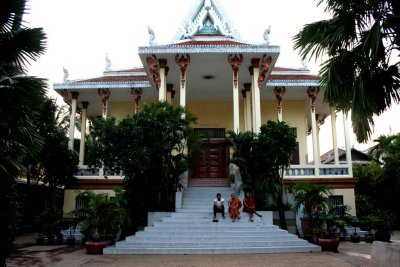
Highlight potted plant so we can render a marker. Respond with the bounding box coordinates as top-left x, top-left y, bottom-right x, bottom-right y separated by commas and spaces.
59, 211, 82, 246
75, 190, 127, 254
316, 205, 352, 251
373, 210, 394, 242
293, 181, 333, 240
